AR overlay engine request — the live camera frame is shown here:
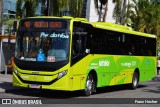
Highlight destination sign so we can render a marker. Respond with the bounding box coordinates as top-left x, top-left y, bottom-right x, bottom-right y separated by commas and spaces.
20, 19, 67, 29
